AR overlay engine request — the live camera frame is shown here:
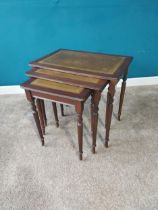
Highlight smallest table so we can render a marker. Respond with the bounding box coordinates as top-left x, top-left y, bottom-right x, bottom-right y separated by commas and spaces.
21, 78, 105, 160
